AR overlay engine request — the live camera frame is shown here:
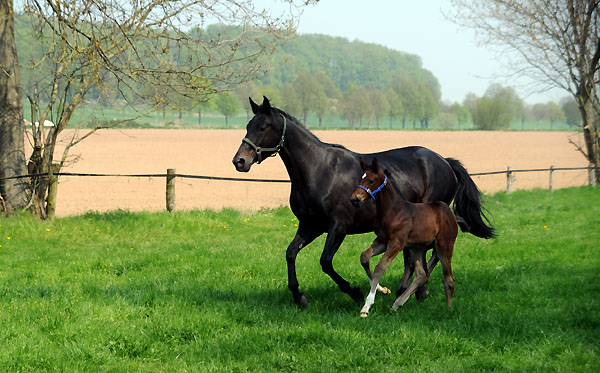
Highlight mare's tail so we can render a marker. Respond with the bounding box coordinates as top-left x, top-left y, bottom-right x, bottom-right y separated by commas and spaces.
446, 158, 496, 239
